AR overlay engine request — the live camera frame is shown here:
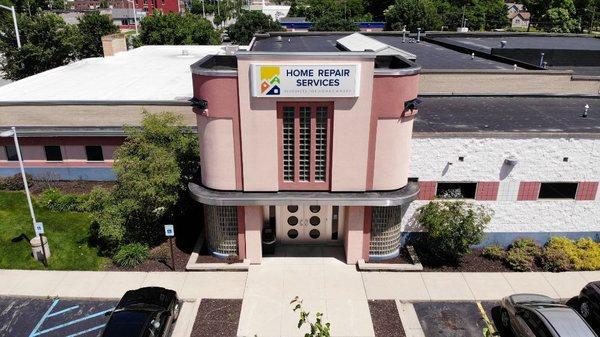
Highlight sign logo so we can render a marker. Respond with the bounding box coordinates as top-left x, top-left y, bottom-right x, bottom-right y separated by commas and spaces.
253, 64, 359, 98
260, 66, 281, 96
